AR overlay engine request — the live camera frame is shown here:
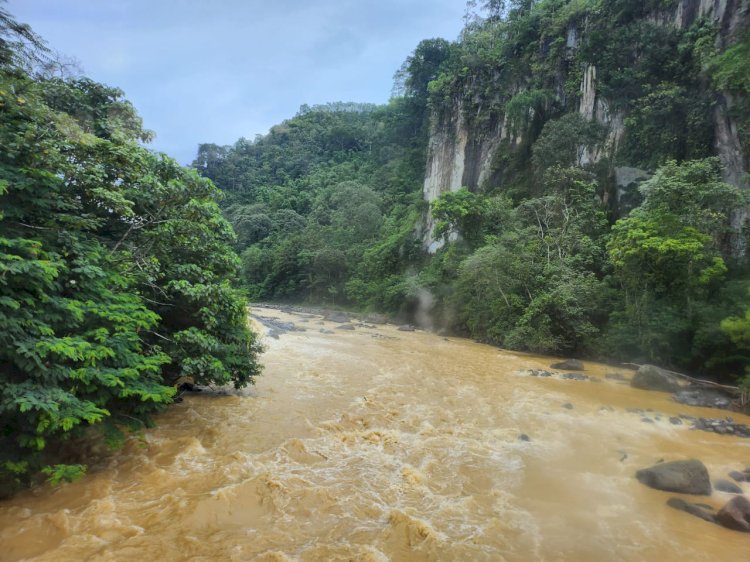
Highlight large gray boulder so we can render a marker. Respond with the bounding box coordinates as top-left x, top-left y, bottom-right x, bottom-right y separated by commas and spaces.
635, 459, 712, 495
631, 364, 682, 393
717, 496, 750, 532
